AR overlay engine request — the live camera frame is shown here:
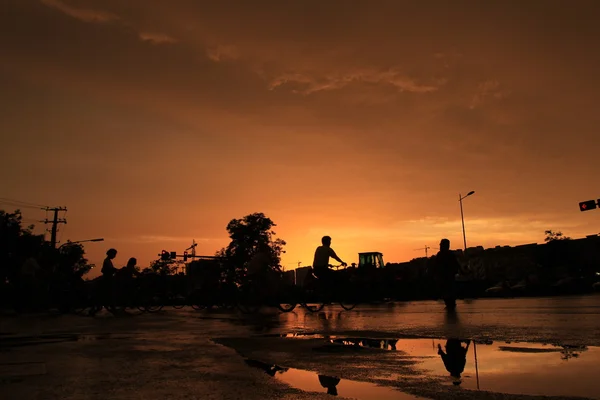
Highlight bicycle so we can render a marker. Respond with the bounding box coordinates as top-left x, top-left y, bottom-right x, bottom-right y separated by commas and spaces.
300, 264, 360, 312
235, 268, 300, 314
